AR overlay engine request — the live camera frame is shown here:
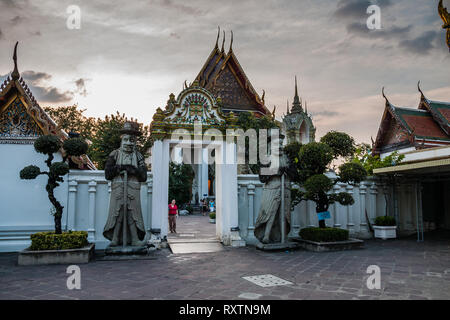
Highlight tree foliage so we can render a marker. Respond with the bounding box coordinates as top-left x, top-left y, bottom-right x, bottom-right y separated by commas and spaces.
46, 106, 153, 170
168, 162, 195, 207
287, 131, 367, 228
351, 143, 404, 175
320, 131, 355, 158
20, 135, 89, 234
44, 105, 96, 140
88, 112, 152, 170
235, 111, 279, 174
